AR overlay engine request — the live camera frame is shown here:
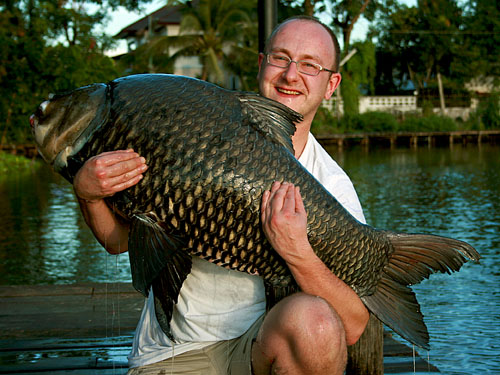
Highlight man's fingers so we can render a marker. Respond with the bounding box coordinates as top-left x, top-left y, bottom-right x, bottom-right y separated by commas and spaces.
95, 149, 137, 166
111, 173, 144, 192
108, 157, 147, 181
74, 150, 148, 201
294, 186, 306, 214
94, 151, 147, 179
